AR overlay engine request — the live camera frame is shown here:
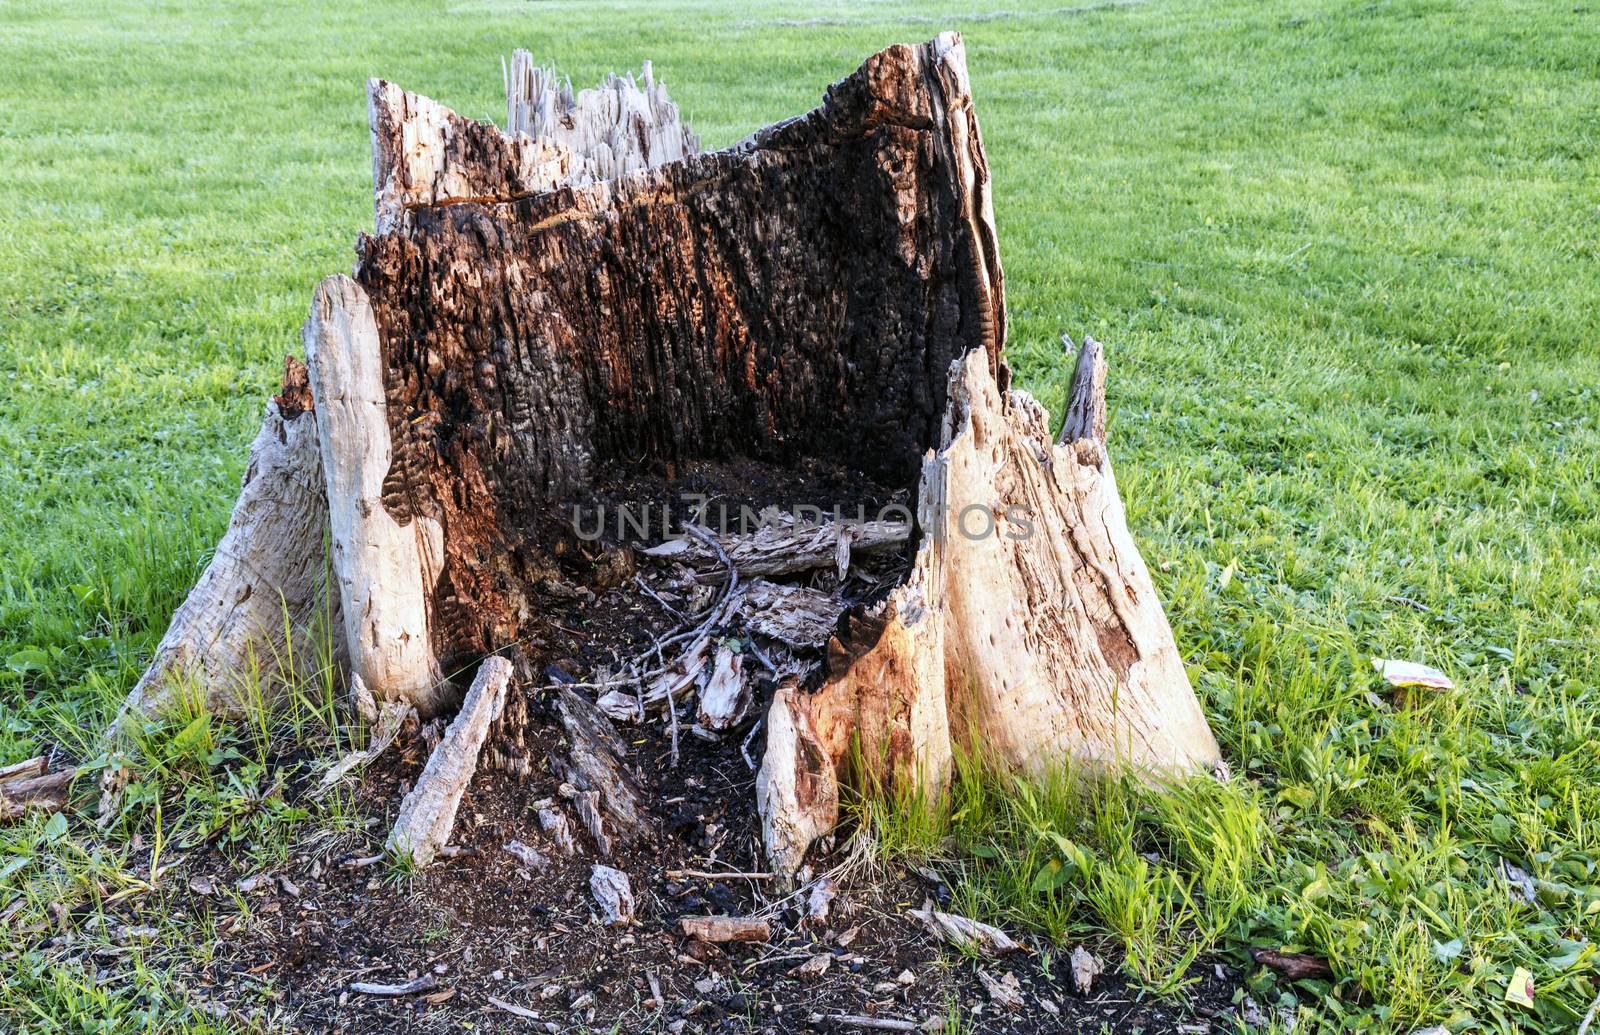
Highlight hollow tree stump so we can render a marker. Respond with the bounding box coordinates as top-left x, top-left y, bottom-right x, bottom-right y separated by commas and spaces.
115, 32, 1220, 872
